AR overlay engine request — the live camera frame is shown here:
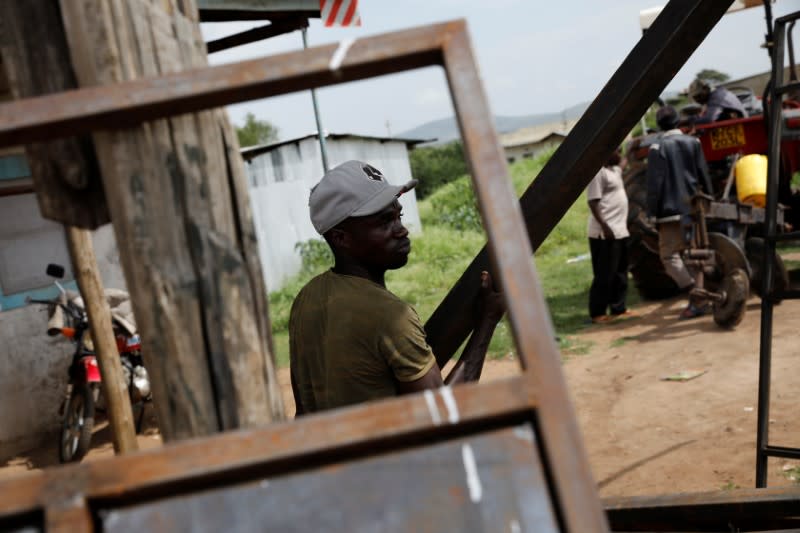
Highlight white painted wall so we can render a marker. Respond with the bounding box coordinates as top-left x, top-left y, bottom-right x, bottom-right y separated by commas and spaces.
0, 208, 125, 460
246, 137, 422, 291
